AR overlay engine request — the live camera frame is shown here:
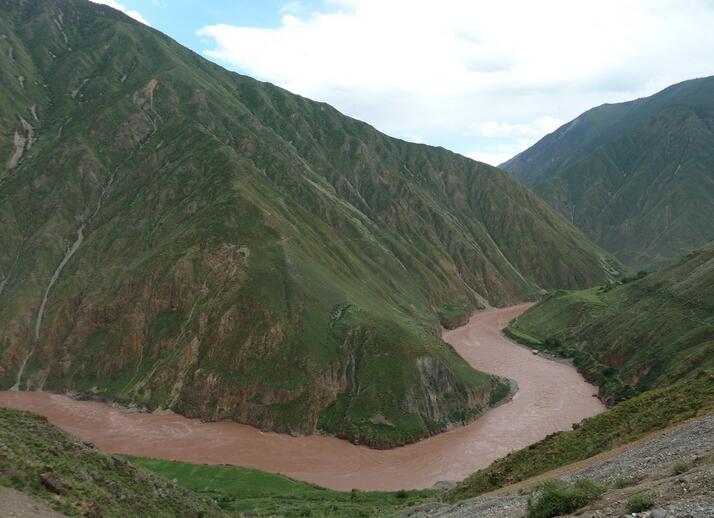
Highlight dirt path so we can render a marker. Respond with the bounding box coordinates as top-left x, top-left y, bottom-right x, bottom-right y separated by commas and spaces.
0, 487, 68, 518
0, 305, 604, 491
